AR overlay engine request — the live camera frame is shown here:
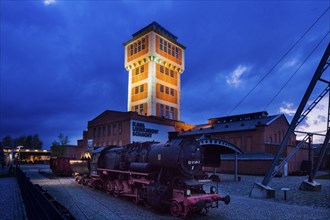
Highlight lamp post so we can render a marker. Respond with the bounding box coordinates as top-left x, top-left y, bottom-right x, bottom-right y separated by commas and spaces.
17, 146, 23, 167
